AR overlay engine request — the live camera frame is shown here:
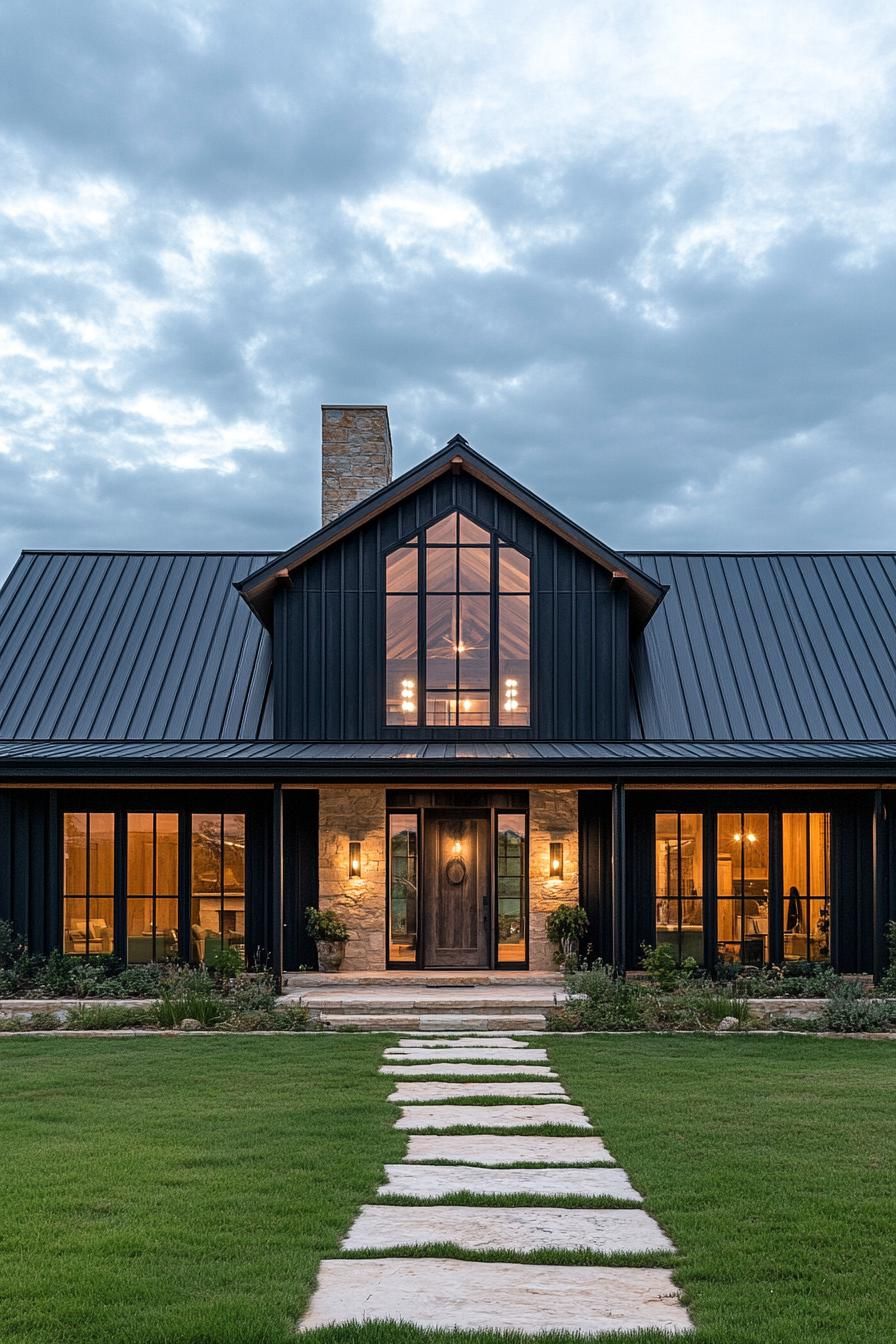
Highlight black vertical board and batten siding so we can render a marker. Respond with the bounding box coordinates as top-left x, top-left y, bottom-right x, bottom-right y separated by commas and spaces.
274, 473, 630, 742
